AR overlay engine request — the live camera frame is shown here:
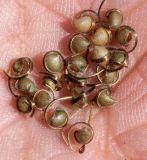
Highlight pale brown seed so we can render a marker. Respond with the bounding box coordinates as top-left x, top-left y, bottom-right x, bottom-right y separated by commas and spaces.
73, 16, 93, 33
70, 34, 90, 54
106, 9, 123, 29
91, 45, 110, 66
91, 27, 111, 45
